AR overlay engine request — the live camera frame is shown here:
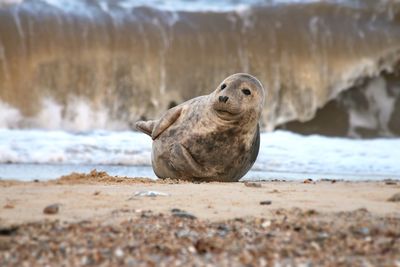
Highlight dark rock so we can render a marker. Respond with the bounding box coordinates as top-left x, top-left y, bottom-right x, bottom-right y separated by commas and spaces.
0, 225, 18, 236
43, 204, 60, 215
171, 209, 197, 220
260, 201, 272, 205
